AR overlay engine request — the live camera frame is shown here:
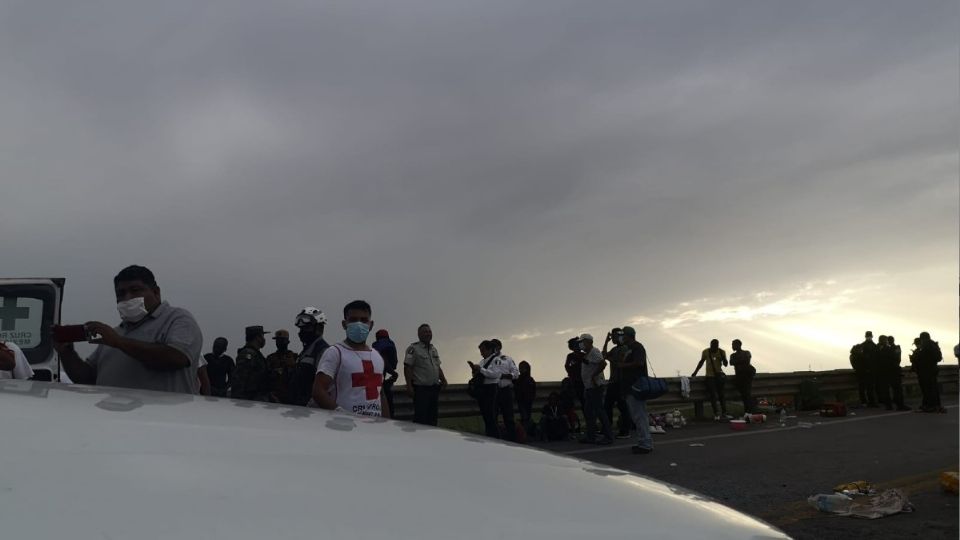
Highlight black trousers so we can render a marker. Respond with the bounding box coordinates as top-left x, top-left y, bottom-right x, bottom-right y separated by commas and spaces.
887, 373, 906, 409
734, 373, 754, 413
704, 374, 727, 416
412, 384, 441, 425
517, 400, 533, 431
875, 371, 892, 408
918, 367, 941, 410
496, 386, 517, 442
856, 370, 877, 405
478, 385, 500, 438
603, 383, 632, 435
382, 380, 395, 418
